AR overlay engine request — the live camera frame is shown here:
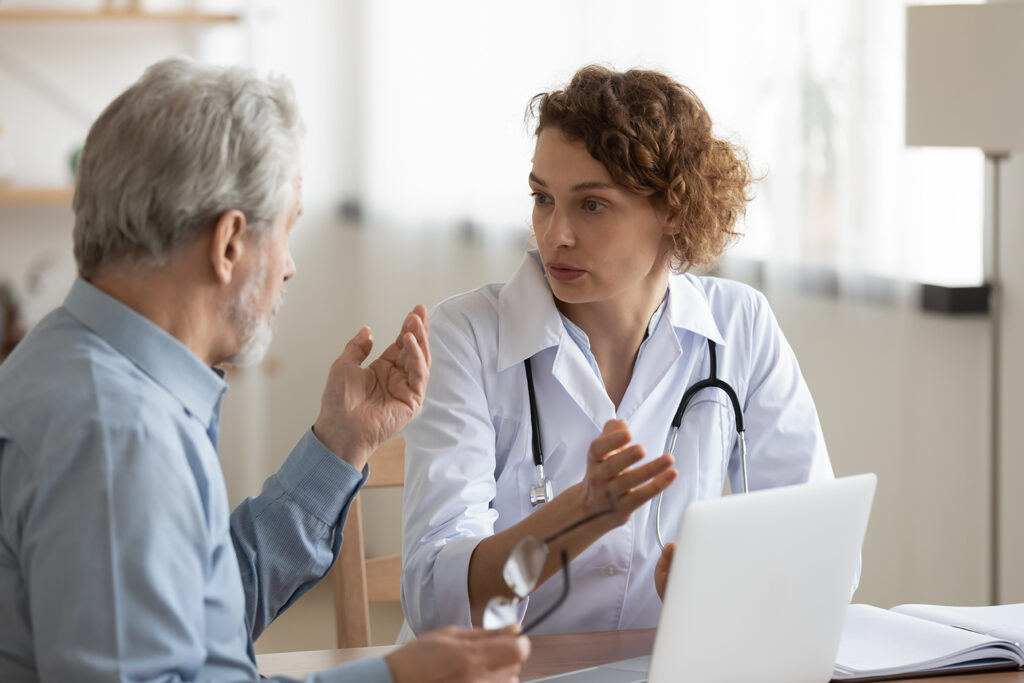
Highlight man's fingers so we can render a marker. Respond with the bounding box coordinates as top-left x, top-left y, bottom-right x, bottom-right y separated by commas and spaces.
398, 330, 429, 398
403, 306, 431, 367
452, 624, 520, 639
337, 327, 373, 367
471, 633, 531, 671
608, 454, 674, 496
